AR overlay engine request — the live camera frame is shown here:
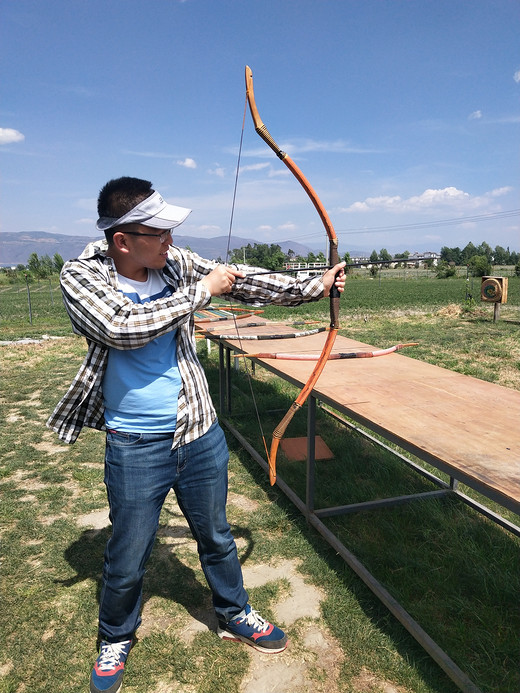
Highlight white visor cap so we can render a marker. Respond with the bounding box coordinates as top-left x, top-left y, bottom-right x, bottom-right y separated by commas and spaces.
96, 191, 191, 231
